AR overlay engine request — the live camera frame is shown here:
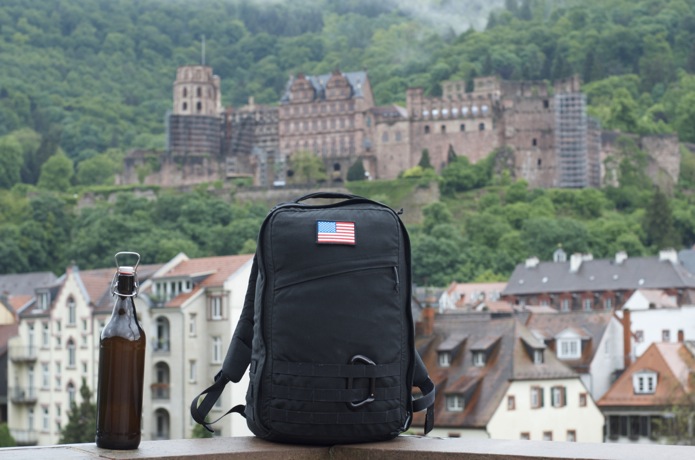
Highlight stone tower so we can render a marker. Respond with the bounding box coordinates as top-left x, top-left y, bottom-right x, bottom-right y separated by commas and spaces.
172, 66, 221, 116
